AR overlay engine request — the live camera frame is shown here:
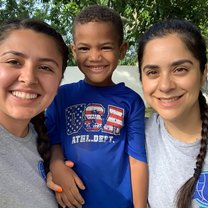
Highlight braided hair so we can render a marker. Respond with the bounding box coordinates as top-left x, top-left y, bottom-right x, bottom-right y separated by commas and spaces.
31, 113, 51, 173
176, 91, 208, 208
137, 19, 207, 207
0, 18, 69, 173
